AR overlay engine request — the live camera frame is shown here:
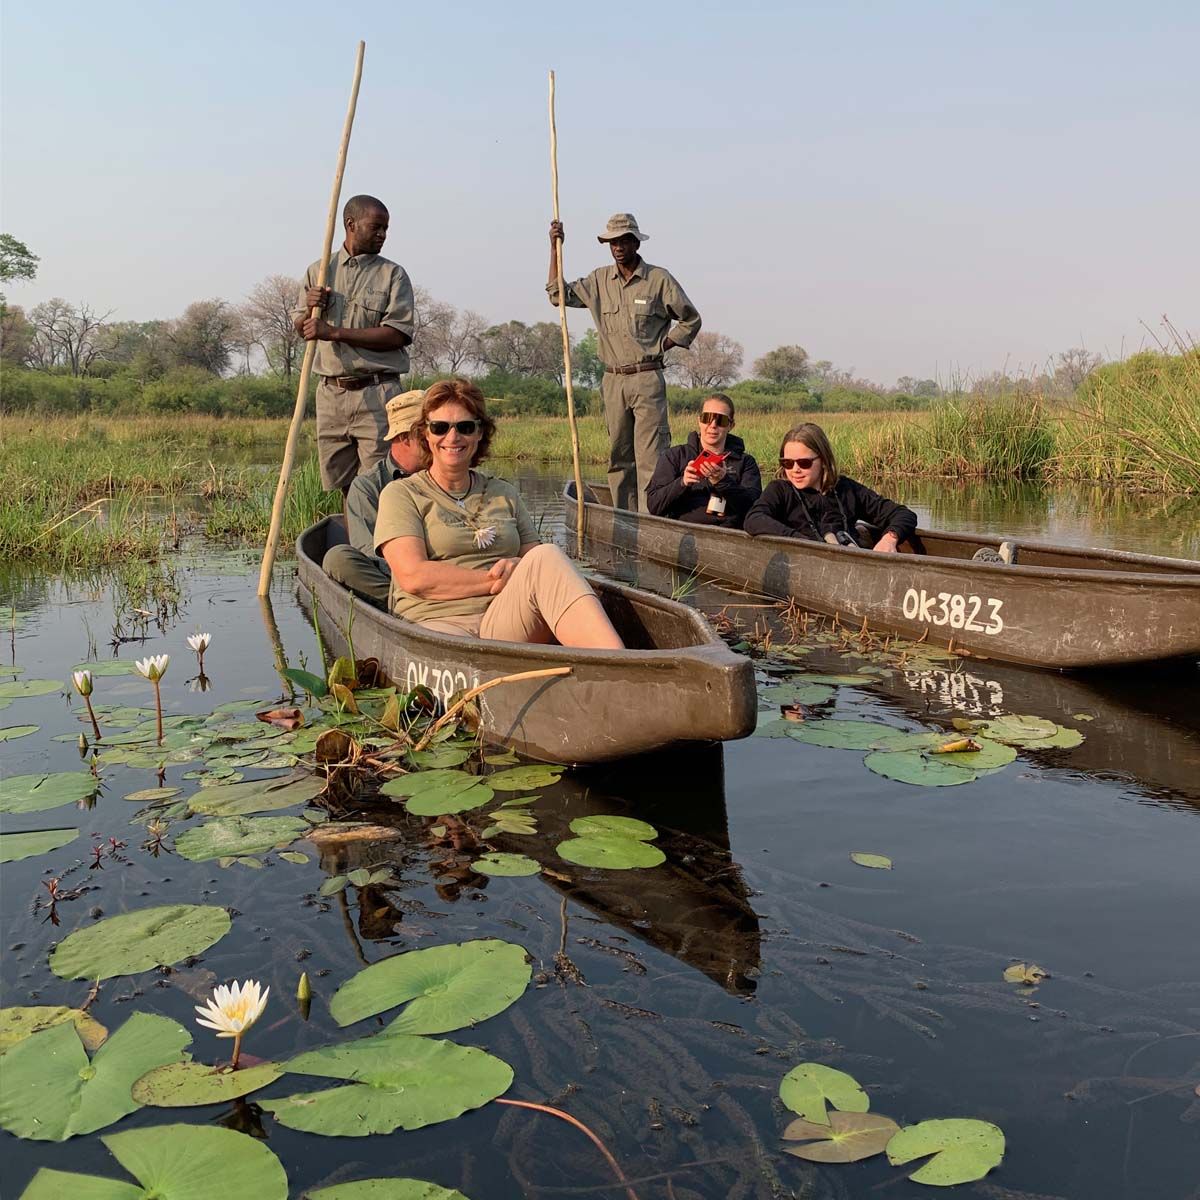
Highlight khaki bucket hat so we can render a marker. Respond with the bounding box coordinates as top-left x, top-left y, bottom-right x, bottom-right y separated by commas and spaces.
597, 213, 648, 244
384, 389, 425, 440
